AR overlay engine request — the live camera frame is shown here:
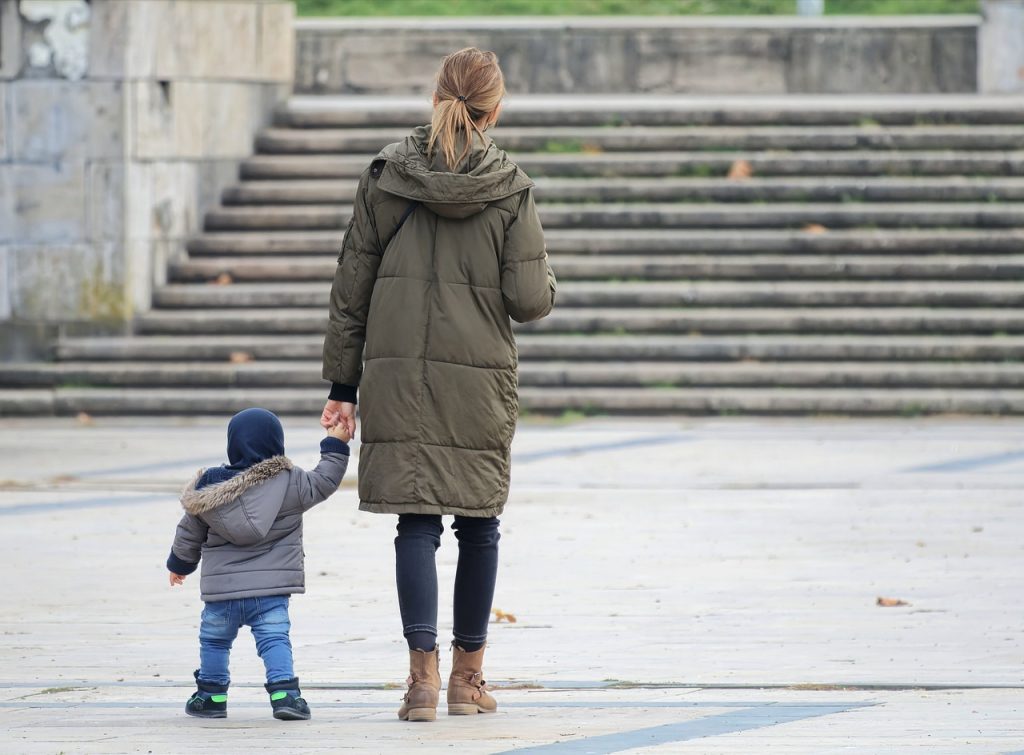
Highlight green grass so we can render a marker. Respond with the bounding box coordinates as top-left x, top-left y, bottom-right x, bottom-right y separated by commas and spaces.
297, 0, 978, 16
540, 139, 585, 153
